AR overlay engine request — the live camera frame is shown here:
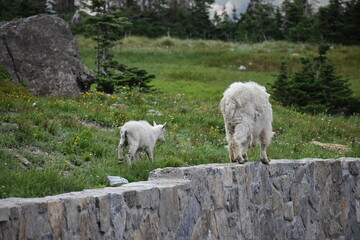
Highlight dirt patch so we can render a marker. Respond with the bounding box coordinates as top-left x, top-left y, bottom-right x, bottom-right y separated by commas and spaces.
311, 141, 350, 154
